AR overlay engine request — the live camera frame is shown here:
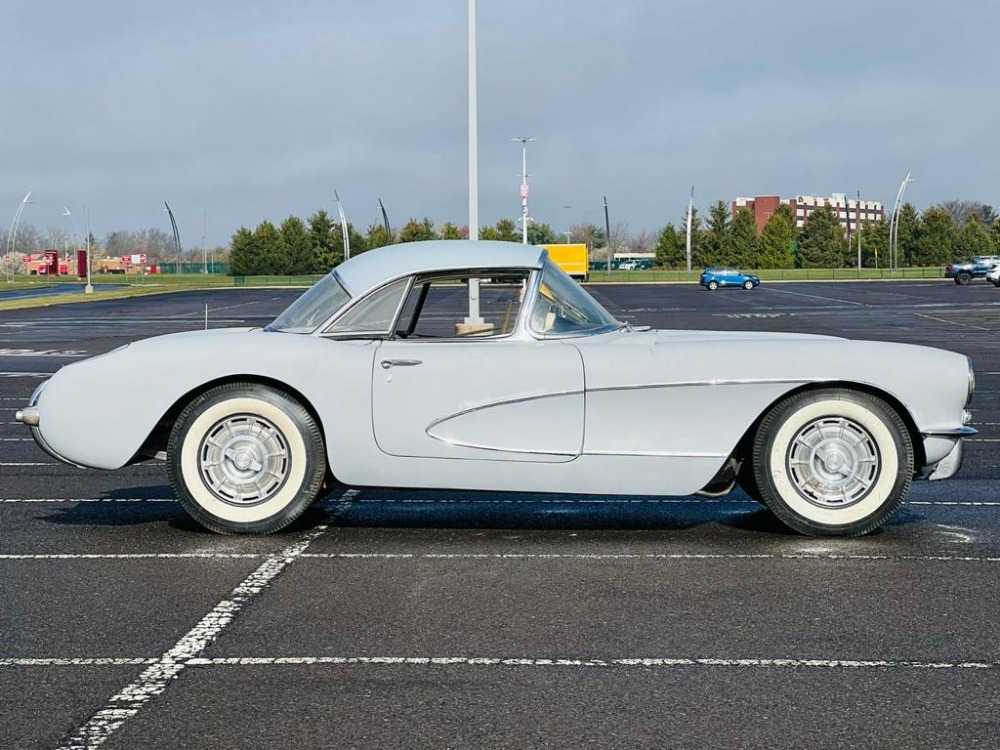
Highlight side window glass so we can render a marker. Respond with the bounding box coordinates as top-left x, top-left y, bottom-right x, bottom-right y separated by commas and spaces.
395, 273, 528, 339
325, 278, 409, 336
